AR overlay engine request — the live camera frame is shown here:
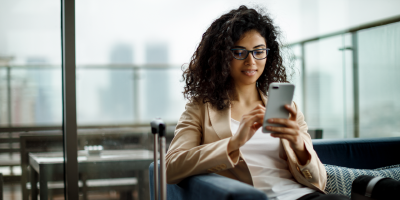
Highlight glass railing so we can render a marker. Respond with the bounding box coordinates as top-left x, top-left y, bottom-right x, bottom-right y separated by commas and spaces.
0, 65, 186, 127
289, 20, 400, 139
